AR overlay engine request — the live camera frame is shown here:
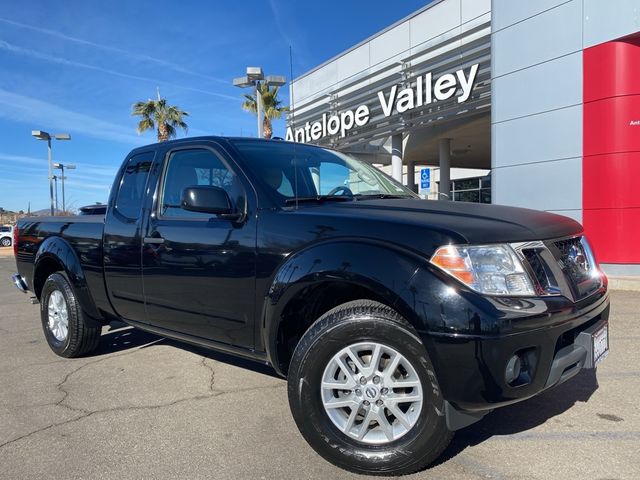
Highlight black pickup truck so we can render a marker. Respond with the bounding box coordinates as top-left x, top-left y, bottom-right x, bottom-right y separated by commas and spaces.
12, 137, 610, 475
